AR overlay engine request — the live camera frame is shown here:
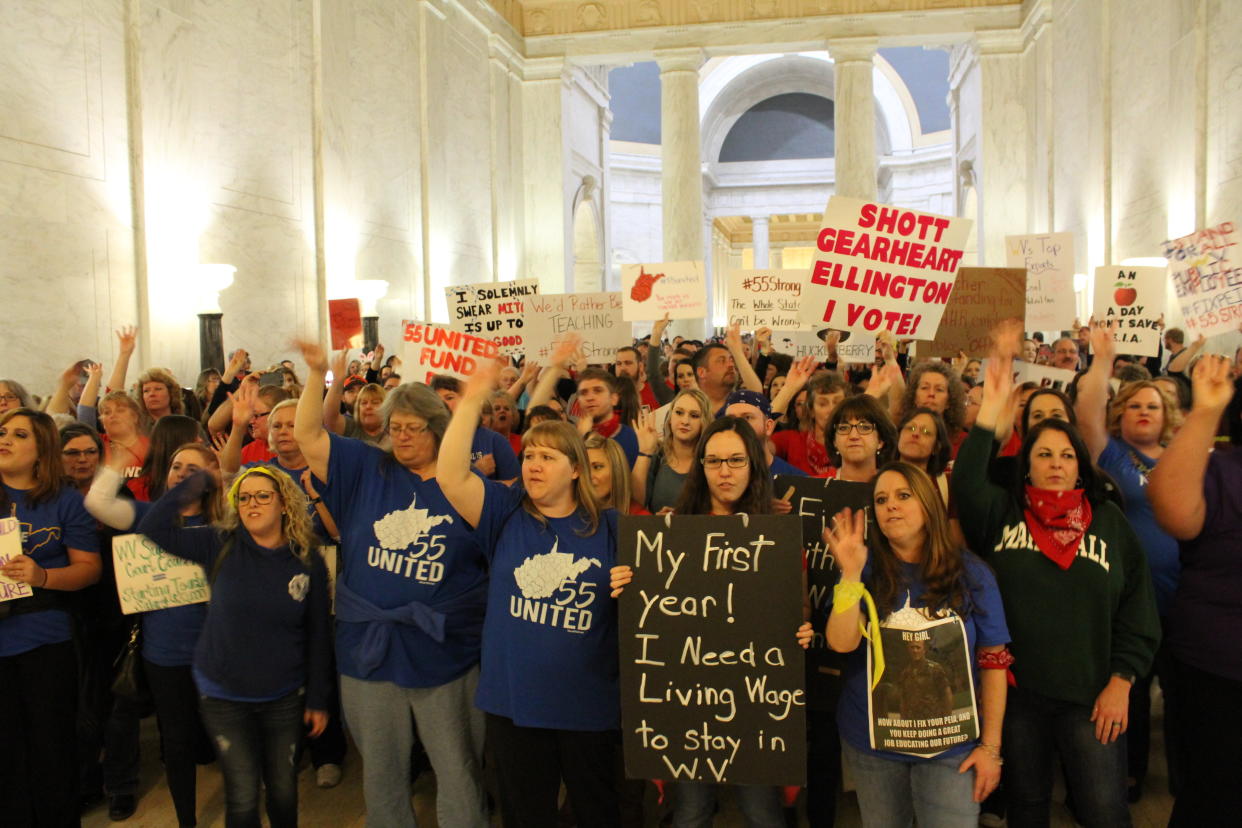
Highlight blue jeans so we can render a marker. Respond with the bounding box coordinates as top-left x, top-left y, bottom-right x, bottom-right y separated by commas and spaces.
199, 689, 305, 828
673, 782, 783, 827
842, 740, 978, 828
1002, 686, 1129, 828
